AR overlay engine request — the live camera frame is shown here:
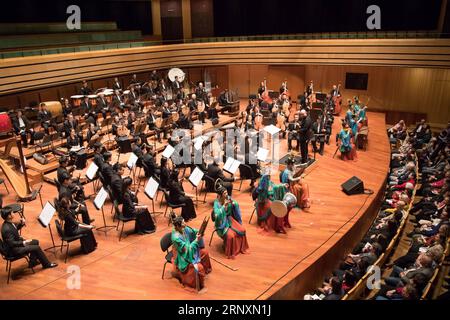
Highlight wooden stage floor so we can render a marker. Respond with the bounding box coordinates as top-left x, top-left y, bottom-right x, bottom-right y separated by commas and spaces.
0, 111, 390, 300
